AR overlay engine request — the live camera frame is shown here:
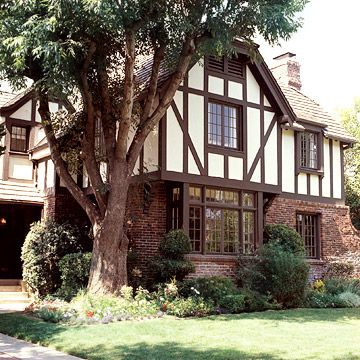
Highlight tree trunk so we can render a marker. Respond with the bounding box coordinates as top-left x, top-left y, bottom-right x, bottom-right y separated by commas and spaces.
88, 223, 129, 294
87, 173, 130, 294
